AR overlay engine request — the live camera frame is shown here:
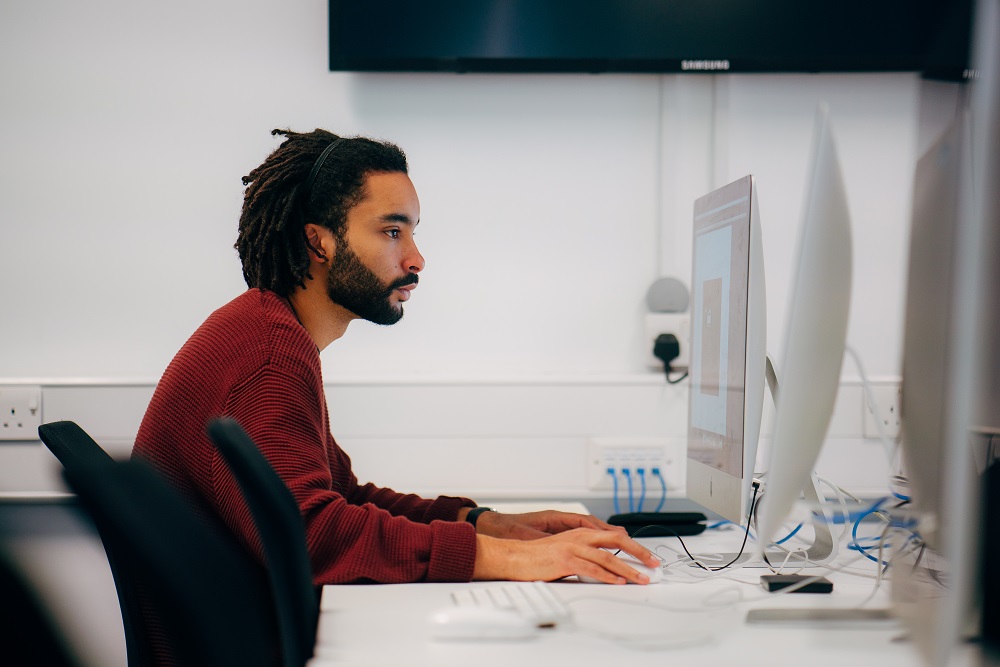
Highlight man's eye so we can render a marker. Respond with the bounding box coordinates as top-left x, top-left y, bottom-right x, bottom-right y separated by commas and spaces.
386, 229, 400, 239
